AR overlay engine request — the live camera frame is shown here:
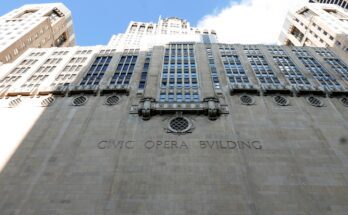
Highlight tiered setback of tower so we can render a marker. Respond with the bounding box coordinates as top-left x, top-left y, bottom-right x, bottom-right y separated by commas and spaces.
108, 17, 218, 51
